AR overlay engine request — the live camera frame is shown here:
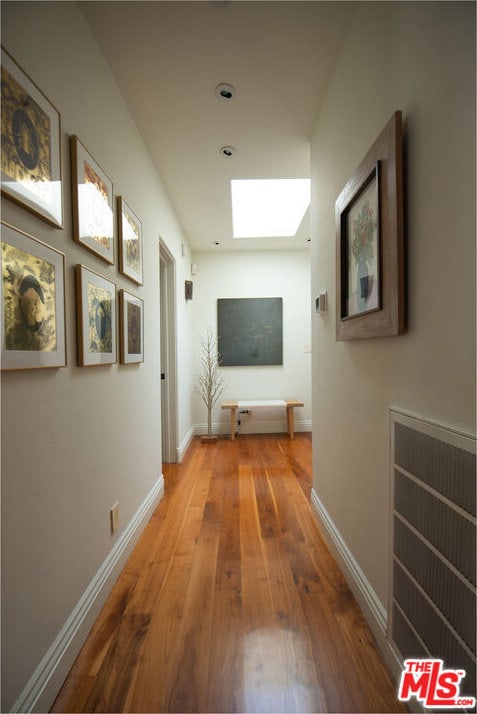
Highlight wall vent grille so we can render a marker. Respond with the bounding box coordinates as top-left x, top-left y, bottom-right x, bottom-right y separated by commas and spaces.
390, 411, 476, 702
